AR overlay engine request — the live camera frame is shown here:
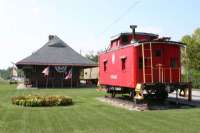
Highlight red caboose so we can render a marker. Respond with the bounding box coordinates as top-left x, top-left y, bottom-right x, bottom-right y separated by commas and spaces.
99, 25, 191, 100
